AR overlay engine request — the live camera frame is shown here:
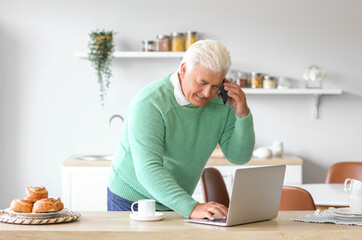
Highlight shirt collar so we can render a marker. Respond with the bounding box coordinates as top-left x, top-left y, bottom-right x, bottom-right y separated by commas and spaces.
170, 72, 190, 106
